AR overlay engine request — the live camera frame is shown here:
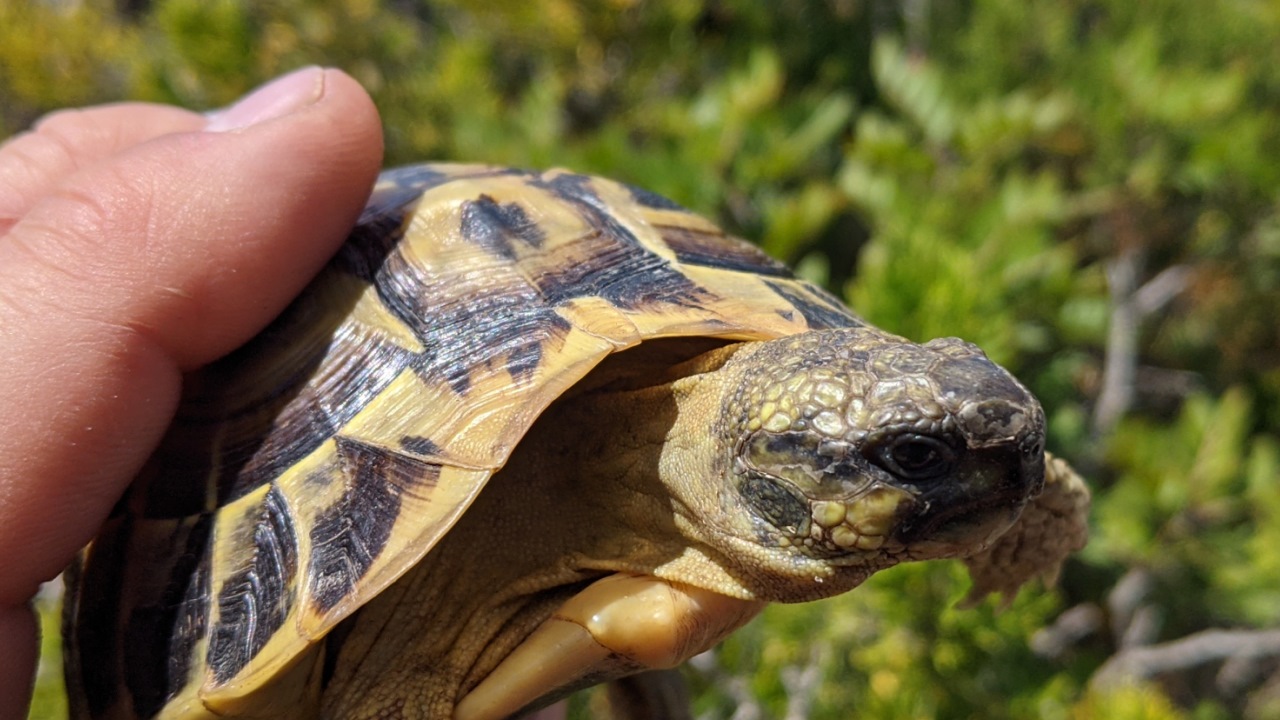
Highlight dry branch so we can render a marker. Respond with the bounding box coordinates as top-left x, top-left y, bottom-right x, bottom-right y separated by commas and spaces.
1092, 629, 1280, 689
